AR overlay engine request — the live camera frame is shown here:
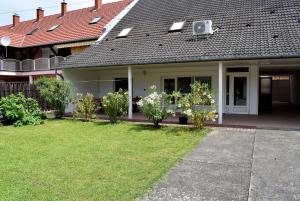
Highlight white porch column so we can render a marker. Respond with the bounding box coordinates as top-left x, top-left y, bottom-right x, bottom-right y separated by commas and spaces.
218, 61, 223, 124
128, 65, 133, 119
29, 75, 34, 85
